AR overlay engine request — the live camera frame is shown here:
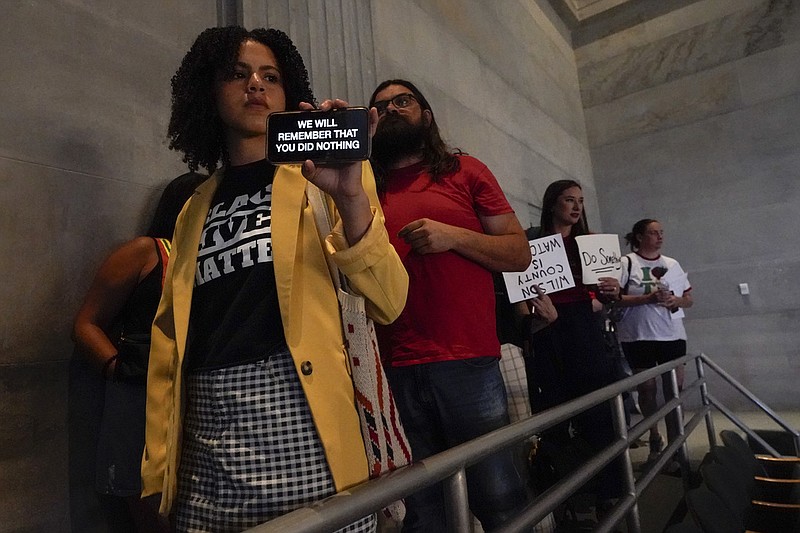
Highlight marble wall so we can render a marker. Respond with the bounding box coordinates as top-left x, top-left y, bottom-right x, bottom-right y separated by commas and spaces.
237, 0, 595, 227
0, 1, 593, 530
242, 0, 378, 108
581, 0, 800, 409
371, 0, 596, 228
0, 2, 215, 531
